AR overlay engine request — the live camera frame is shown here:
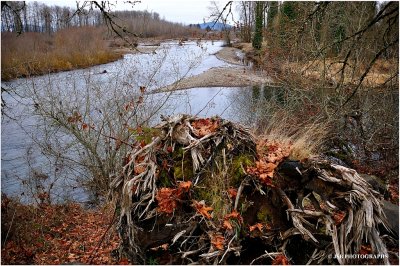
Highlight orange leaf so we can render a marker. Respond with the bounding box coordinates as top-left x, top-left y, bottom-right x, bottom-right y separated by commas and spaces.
332, 210, 346, 225
178, 181, 192, 192
156, 188, 178, 214
249, 223, 263, 232
227, 188, 237, 199
140, 140, 146, 147
223, 220, 233, 231
134, 165, 146, 175
224, 210, 241, 220
119, 258, 130, 265
211, 233, 225, 250
82, 123, 89, 131
167, 146, 173, 153
193, 201, 213, 219
191, 118, 219, 137
272, 254, 289, 265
